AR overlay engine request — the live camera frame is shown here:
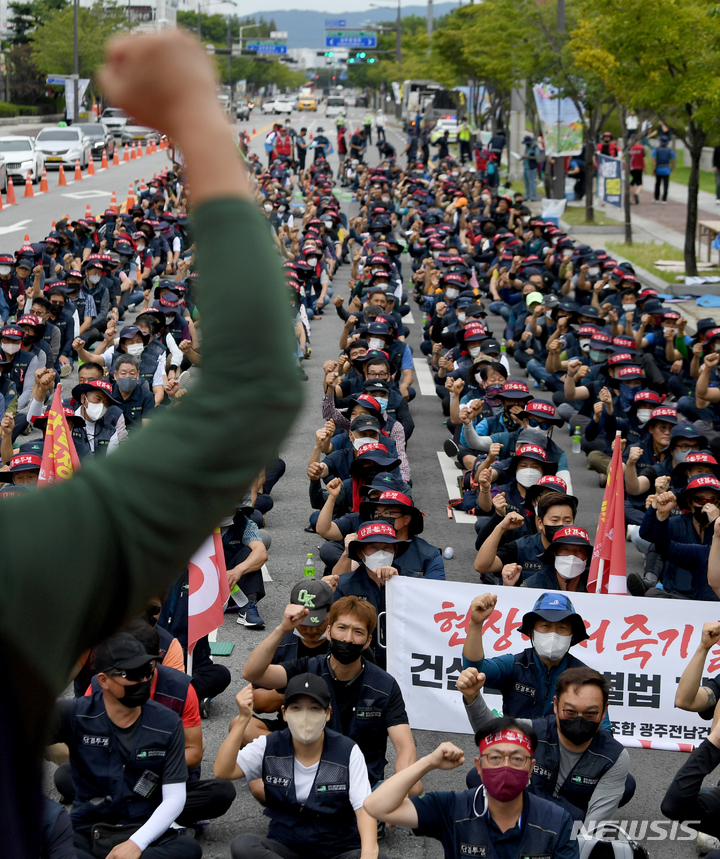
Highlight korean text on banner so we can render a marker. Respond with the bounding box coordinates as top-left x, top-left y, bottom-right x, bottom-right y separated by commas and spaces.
532, 83, 583, 157
37, 385, 81, 487
386, 578, 717, 752
597, 153, 623, 208
188, 530, 229, 655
